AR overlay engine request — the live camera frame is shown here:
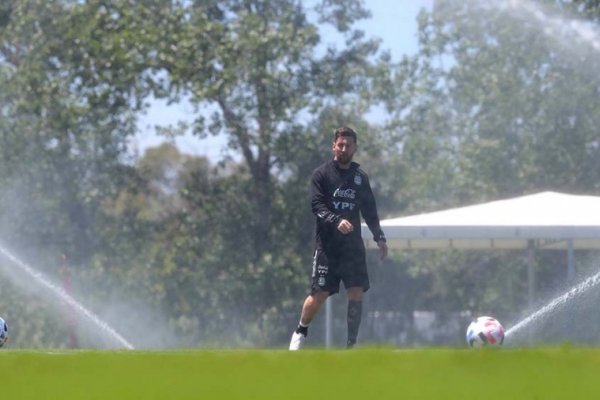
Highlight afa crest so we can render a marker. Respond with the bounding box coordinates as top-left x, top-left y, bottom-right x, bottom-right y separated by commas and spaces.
354, 174, 362, 185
